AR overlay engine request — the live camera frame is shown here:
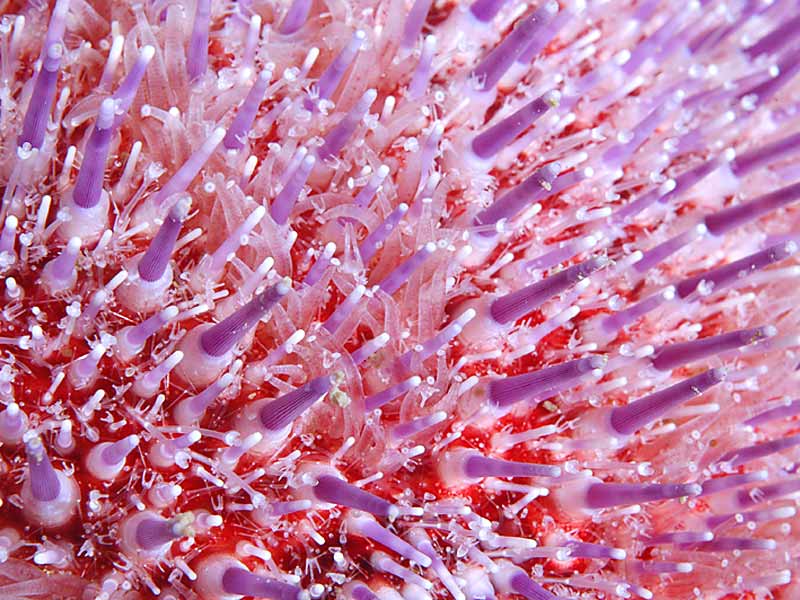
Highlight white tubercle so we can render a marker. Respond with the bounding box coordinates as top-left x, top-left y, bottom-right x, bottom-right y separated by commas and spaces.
85, 434, 140, 480
193, 553, 249, 600
68, 344, 106, 390
21, 435, 80, 529
149, 430, 202, 468
41, 237, 81, 295
59, 191, 111, 244
55, 419, 74, 453
119, 263, 175, 314
173, 372, 235, 426
116, 306, 180, 363
119, 510, 194, 561
0, 402, 27, 445
133, 351, 184, 398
